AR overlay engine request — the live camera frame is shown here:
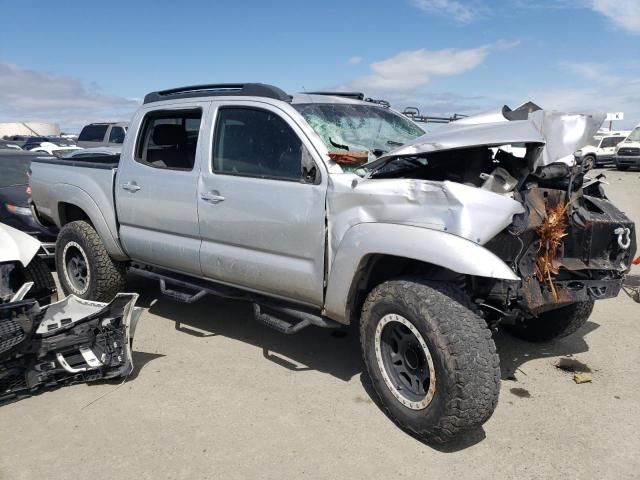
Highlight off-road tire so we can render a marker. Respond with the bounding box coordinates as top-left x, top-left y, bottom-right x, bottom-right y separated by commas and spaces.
12, 255, 57, 305
360, 278, 500, 444
55, 220, 126, 302
583, 155, 596, 171
505, 300, 595, 343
